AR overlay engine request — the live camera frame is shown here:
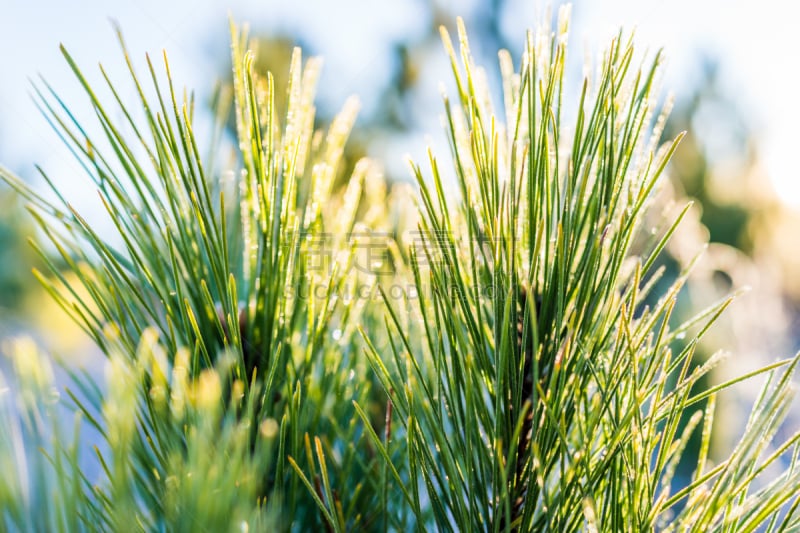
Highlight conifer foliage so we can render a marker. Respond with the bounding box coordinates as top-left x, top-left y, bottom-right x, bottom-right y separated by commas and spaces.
2, 6, 800, 532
